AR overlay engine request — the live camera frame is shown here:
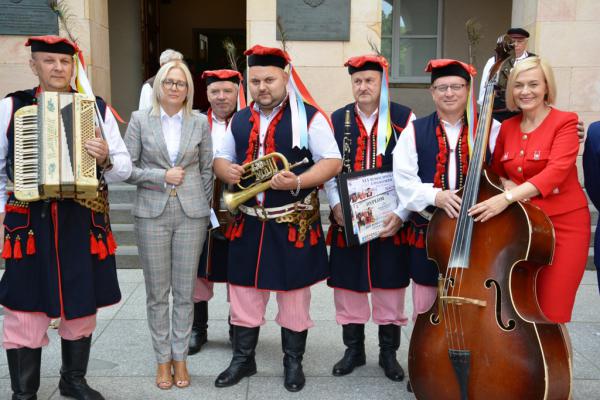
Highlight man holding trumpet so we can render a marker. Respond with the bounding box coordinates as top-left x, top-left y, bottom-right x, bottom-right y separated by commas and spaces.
213, 45, 341, 392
